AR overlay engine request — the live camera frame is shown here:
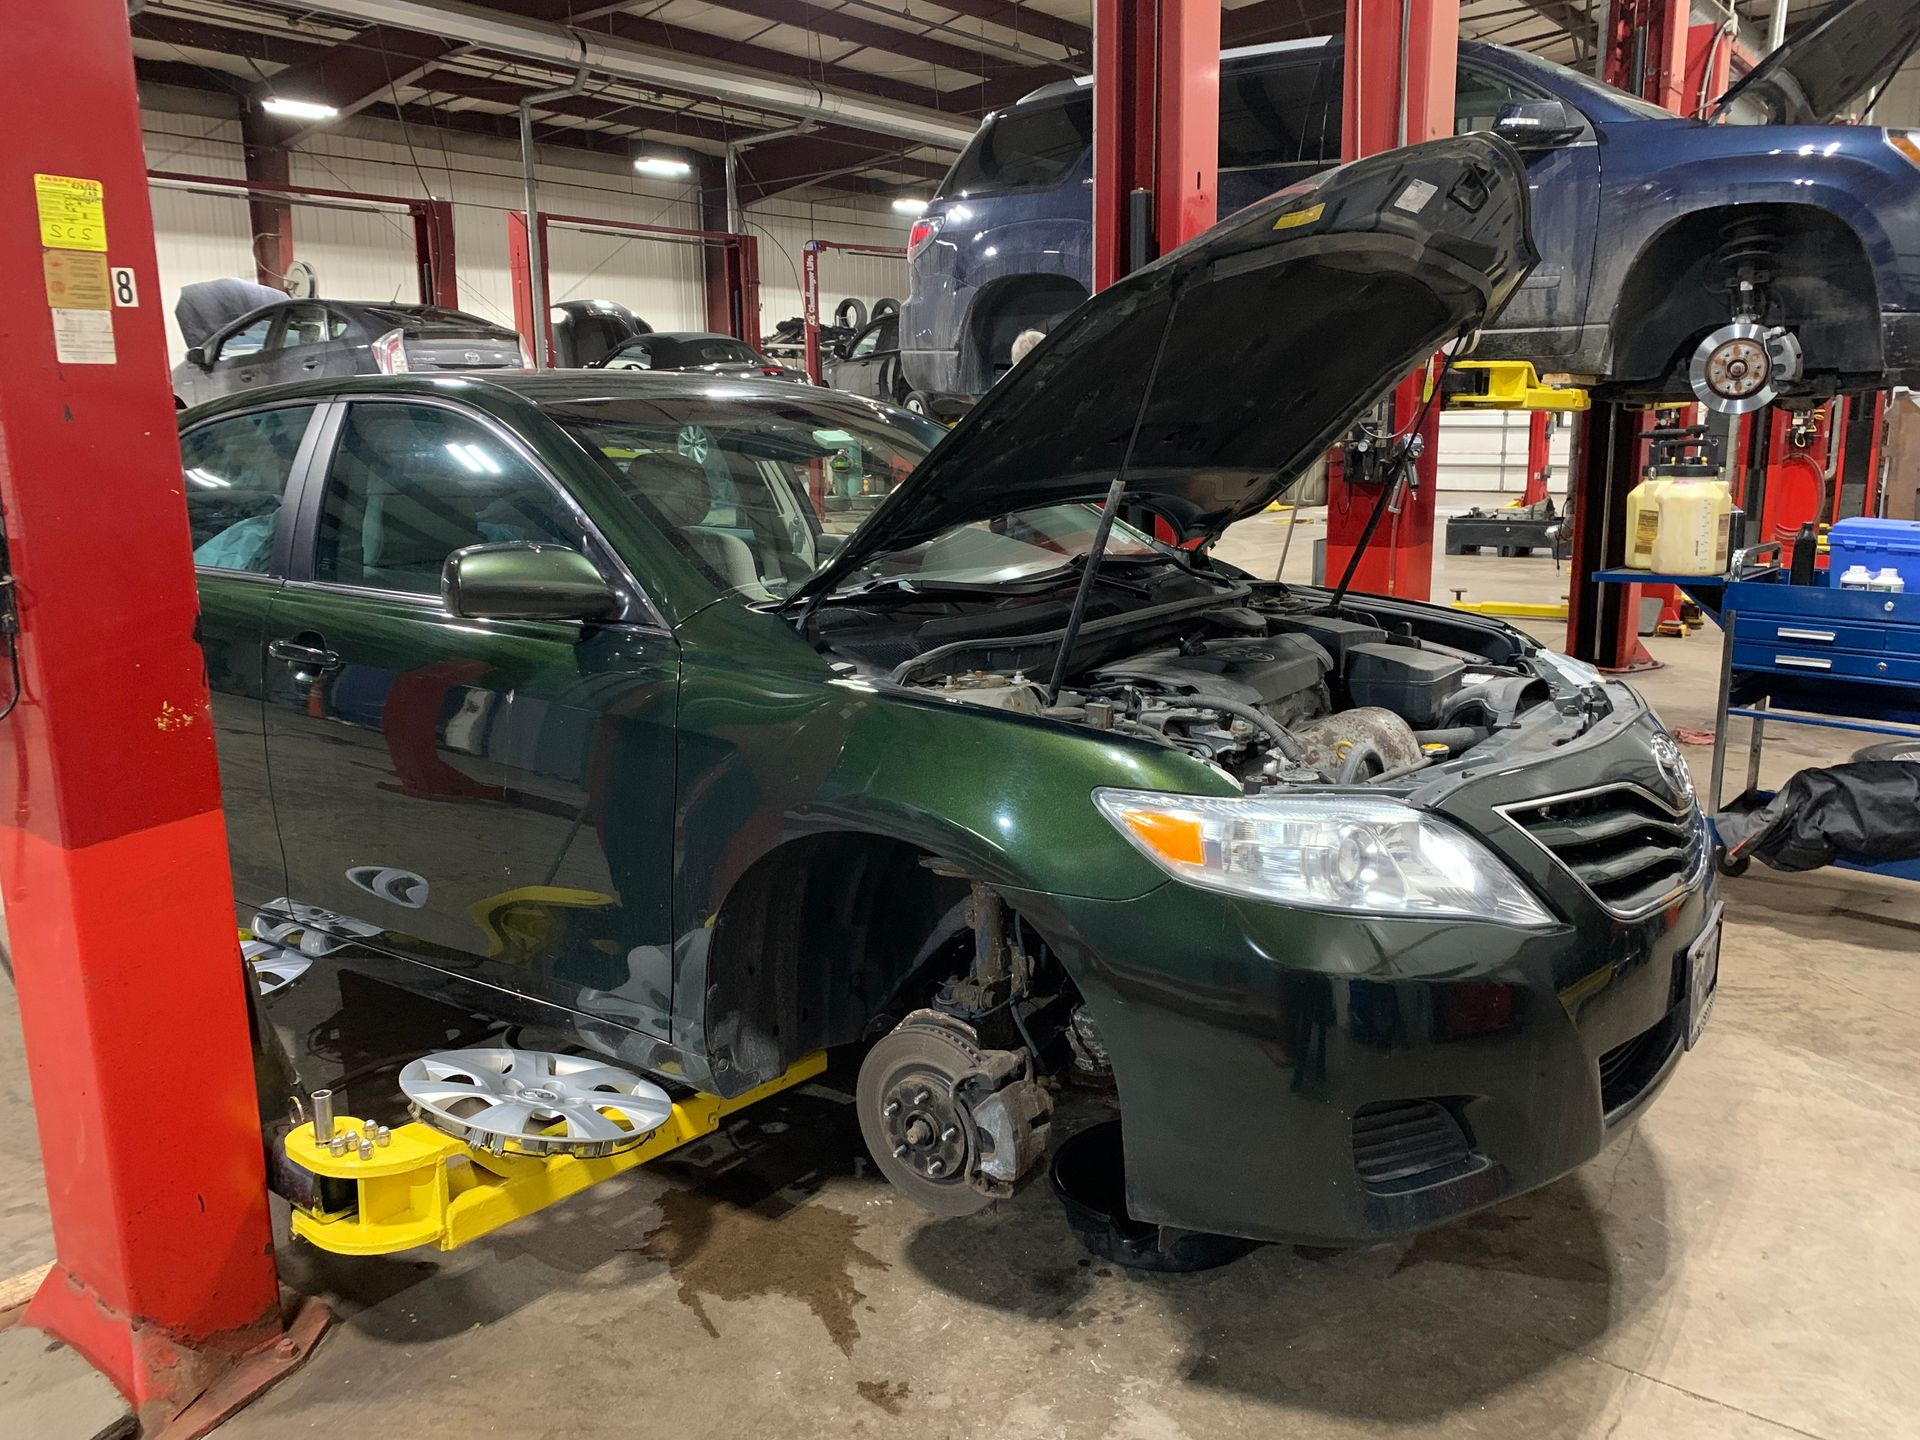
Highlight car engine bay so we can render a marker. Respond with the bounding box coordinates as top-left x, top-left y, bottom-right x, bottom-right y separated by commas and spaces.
816, 573, 1601, 789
